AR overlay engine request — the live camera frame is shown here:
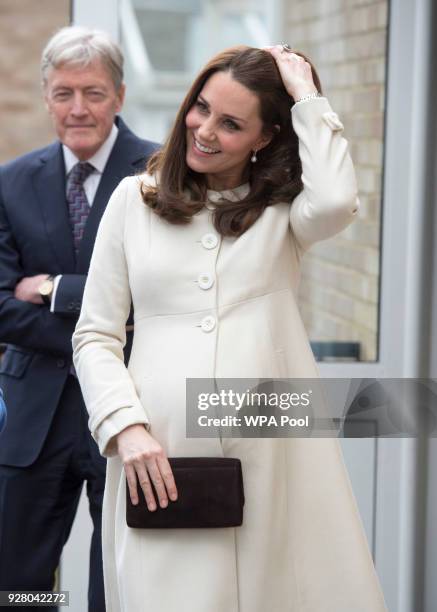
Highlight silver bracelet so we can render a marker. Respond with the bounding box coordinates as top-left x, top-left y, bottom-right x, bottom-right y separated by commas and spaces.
293, 92, 323, 107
